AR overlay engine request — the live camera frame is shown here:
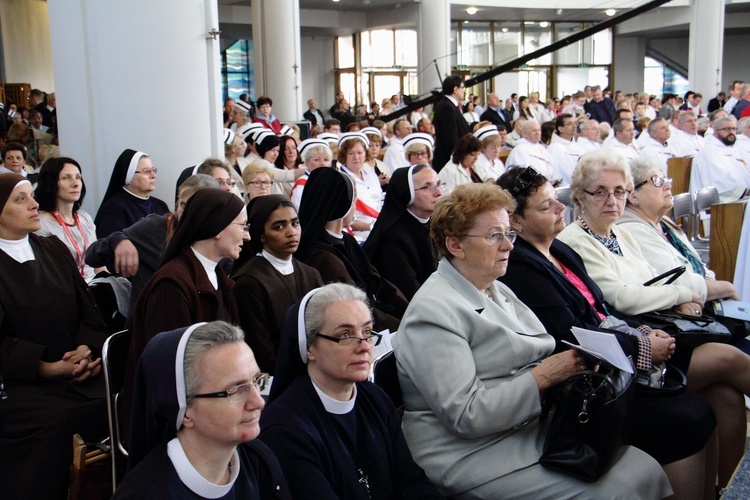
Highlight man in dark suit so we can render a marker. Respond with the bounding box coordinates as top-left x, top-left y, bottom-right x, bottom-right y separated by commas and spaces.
583, 85, 616, 124
29, 88, 53, 129
303, 98, 325, 126
432, 75, 470, 172
479, 92, 510, 129
707, 92, 727, 113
